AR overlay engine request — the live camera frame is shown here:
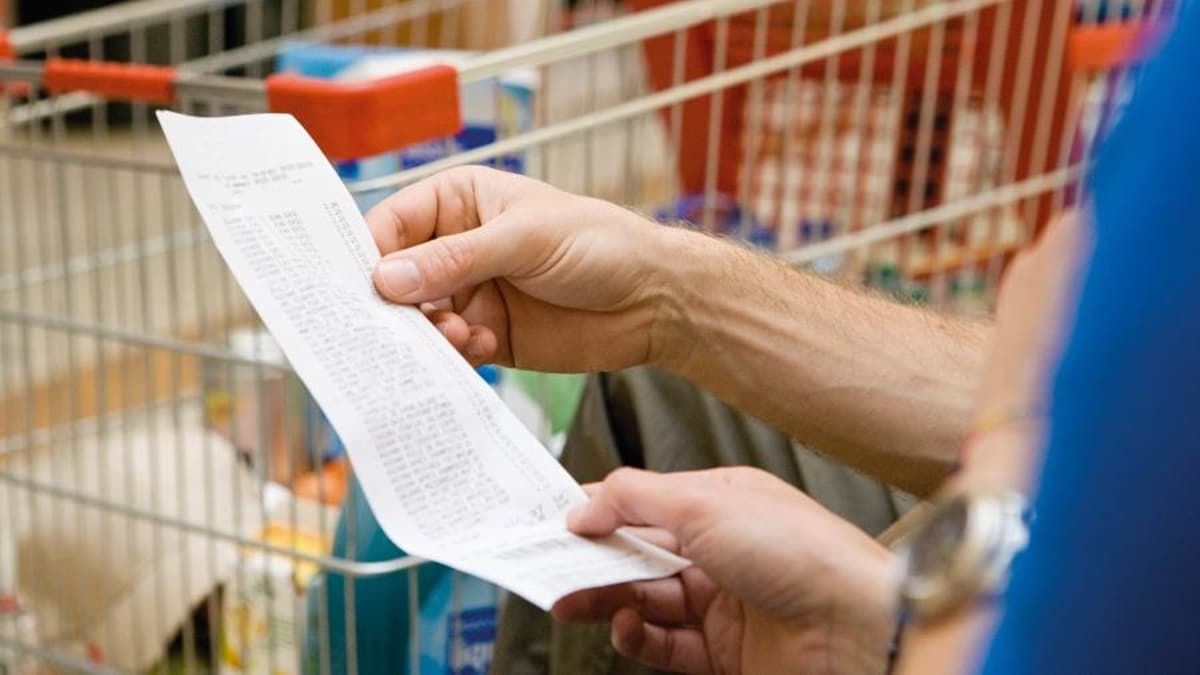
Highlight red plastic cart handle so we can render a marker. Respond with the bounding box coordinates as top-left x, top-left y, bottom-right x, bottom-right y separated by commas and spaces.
265, 64, 462, 161
43, 58, 177, 105
23, 50, 461, 160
